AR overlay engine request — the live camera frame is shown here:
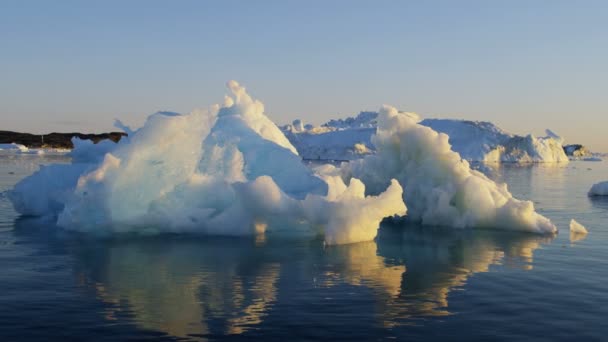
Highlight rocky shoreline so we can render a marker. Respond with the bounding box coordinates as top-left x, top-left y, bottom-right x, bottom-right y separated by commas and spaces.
0, 130, 126, 149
